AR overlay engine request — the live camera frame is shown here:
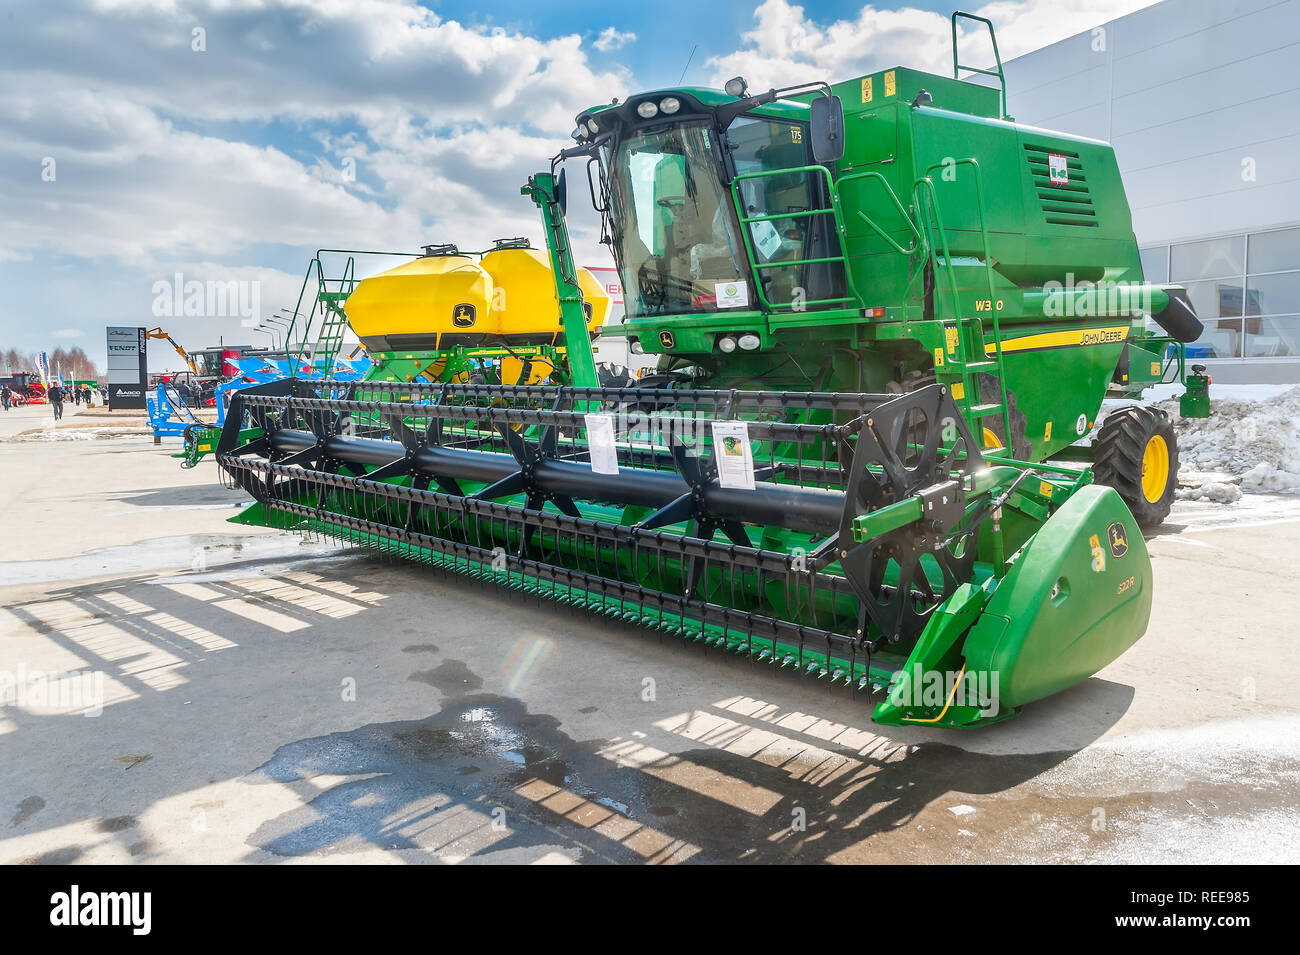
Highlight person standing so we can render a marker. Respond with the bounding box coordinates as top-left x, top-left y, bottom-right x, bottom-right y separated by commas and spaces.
1, 386, 10, 411
47, 383, 64, 421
